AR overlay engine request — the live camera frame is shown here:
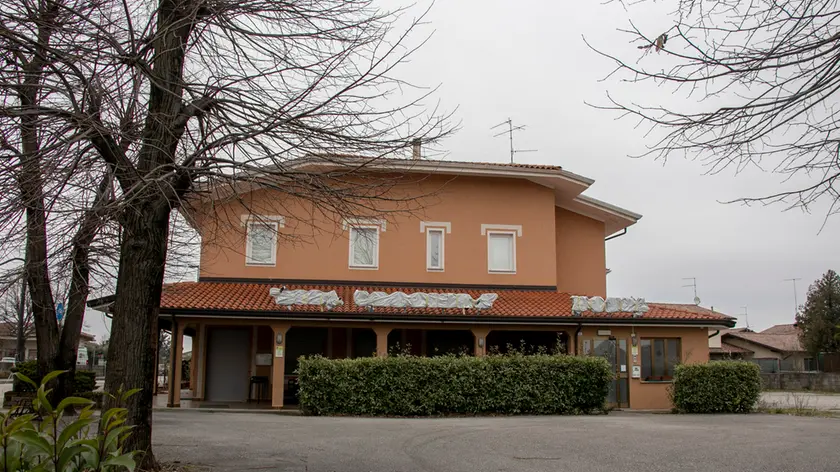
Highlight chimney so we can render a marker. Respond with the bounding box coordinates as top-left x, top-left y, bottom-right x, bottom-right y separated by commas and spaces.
411, 138, 421, 160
